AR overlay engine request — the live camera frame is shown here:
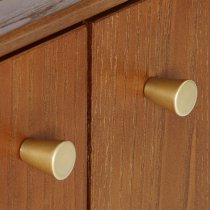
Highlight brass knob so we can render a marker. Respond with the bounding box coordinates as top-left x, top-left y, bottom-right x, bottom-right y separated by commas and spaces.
20, 139, 76, 180
144, 78, 198, 116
